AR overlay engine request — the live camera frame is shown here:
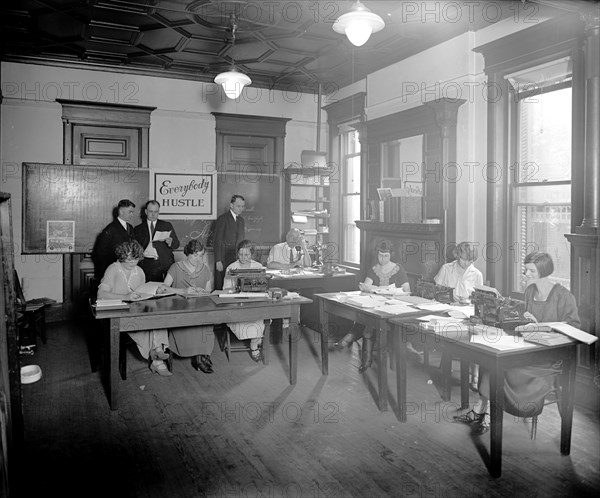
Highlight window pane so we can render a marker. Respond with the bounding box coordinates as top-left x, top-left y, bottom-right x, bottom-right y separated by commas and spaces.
342, 194, 360, 264
514, 184, 571, 204
517, 87, 571, 182
345, 155, 361, 193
